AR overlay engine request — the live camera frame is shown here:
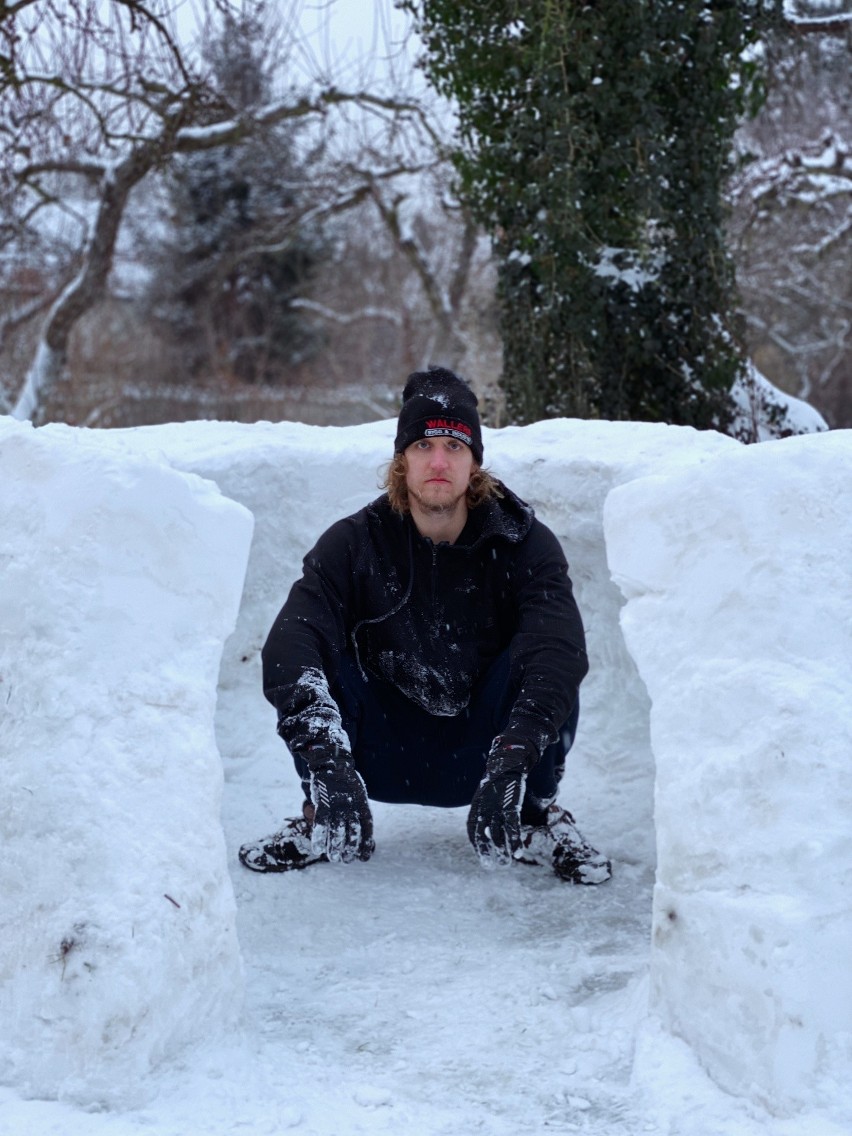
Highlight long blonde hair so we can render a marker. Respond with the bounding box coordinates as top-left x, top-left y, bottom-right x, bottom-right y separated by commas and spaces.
382, 452, 502, 516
